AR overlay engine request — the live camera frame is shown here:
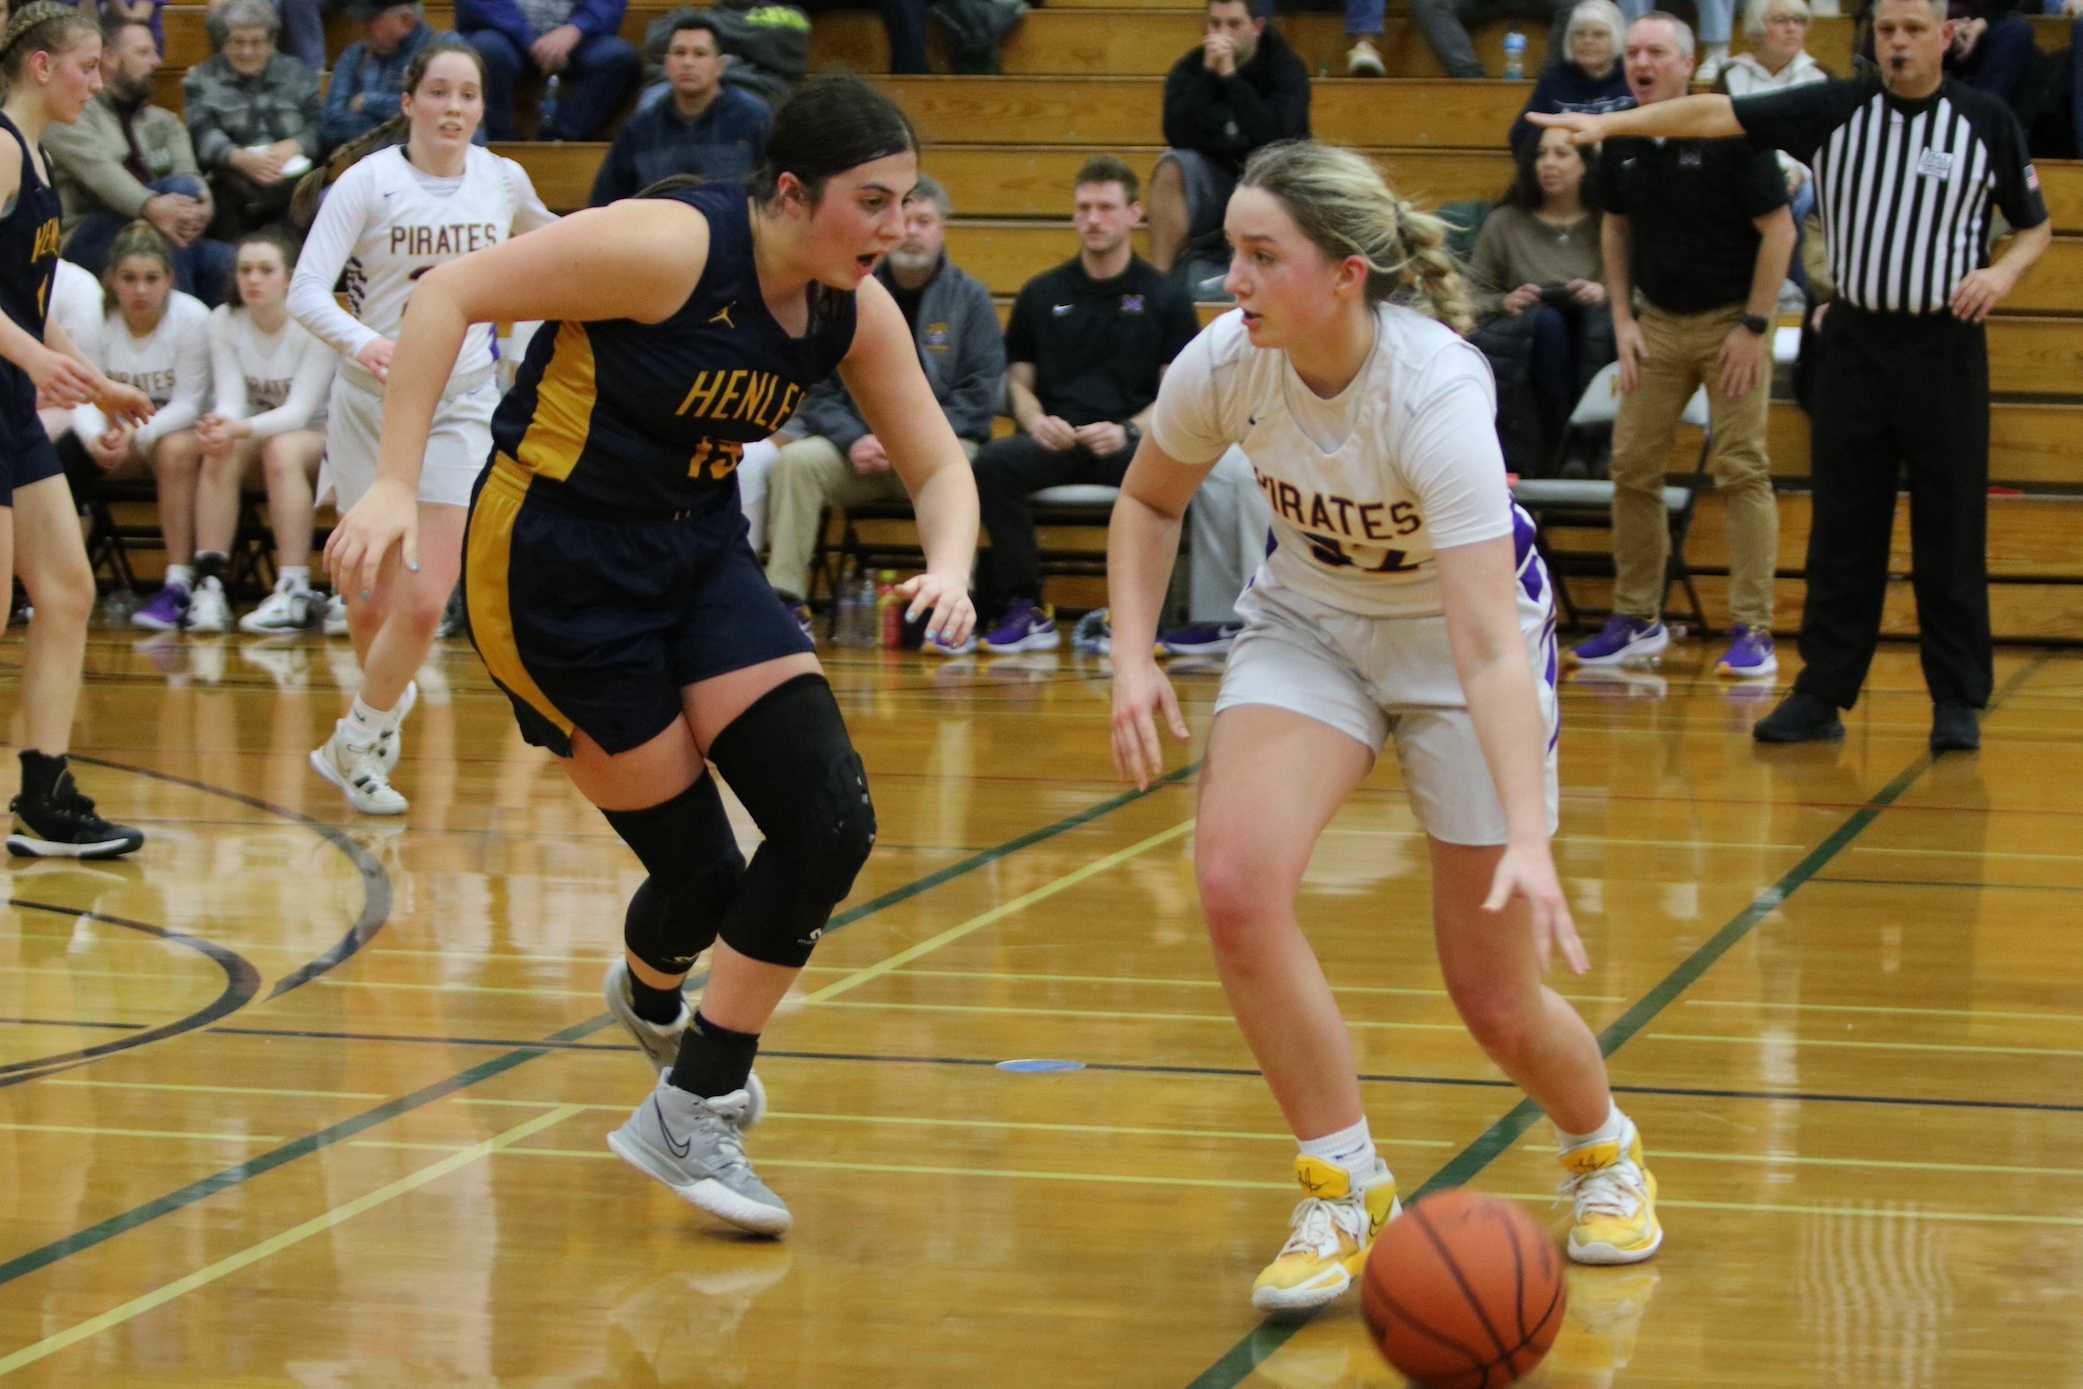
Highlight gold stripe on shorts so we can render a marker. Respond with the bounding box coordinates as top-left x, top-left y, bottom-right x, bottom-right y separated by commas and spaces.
465, 456, 576, 744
